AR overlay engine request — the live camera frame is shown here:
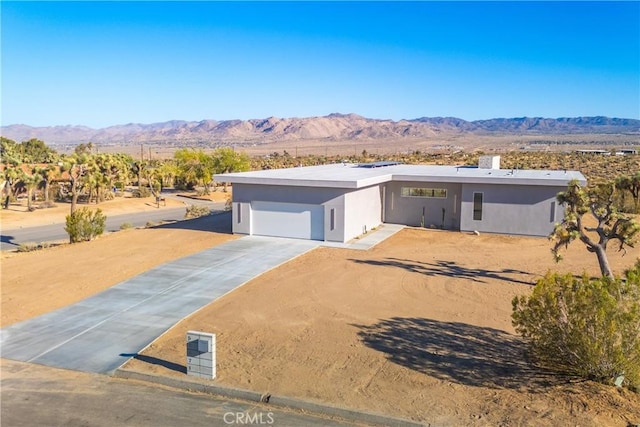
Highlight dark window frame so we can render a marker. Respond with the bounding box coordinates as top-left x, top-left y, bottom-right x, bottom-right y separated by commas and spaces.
473, 192, 483, 221
400, 187, 447, 198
